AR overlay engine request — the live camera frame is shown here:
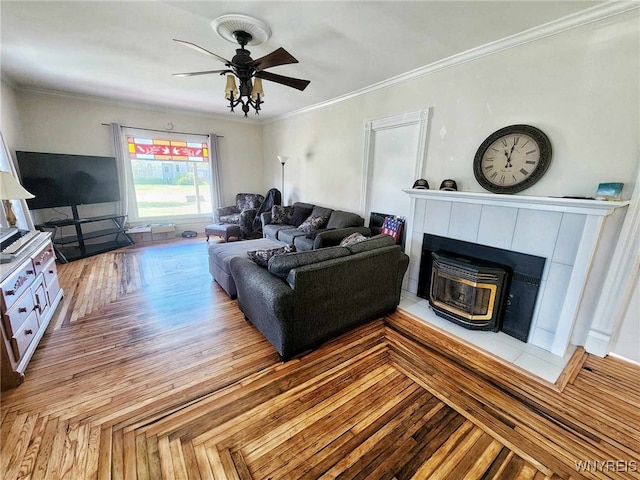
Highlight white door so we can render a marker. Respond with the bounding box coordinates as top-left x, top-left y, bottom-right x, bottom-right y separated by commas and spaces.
362, 109, 431, 222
